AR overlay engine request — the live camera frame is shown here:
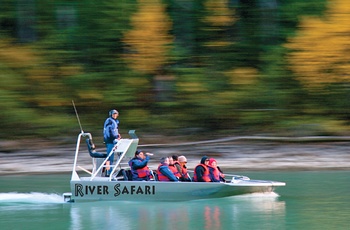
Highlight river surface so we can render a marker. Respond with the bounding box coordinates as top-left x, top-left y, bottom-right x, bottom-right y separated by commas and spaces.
0, 171, 349, 230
